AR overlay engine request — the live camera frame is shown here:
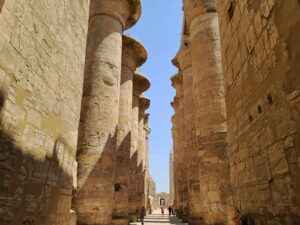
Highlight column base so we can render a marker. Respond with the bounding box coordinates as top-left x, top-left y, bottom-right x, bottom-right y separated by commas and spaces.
112, 217, 129, 225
